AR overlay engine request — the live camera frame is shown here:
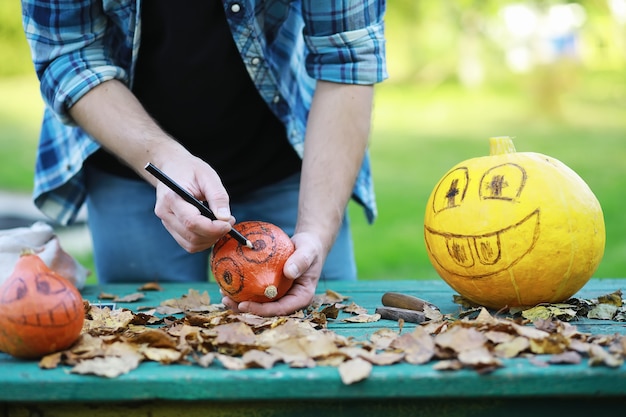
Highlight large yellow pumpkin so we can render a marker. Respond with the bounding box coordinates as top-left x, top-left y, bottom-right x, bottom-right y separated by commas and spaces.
423, 137, 605, 309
